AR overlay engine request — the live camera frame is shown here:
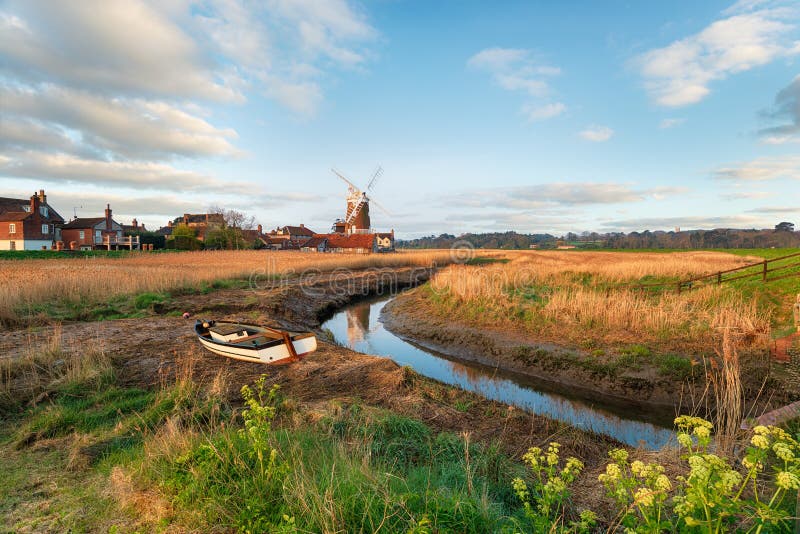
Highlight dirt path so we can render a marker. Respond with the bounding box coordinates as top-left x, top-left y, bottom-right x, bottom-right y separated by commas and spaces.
1, 267, 618, 466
